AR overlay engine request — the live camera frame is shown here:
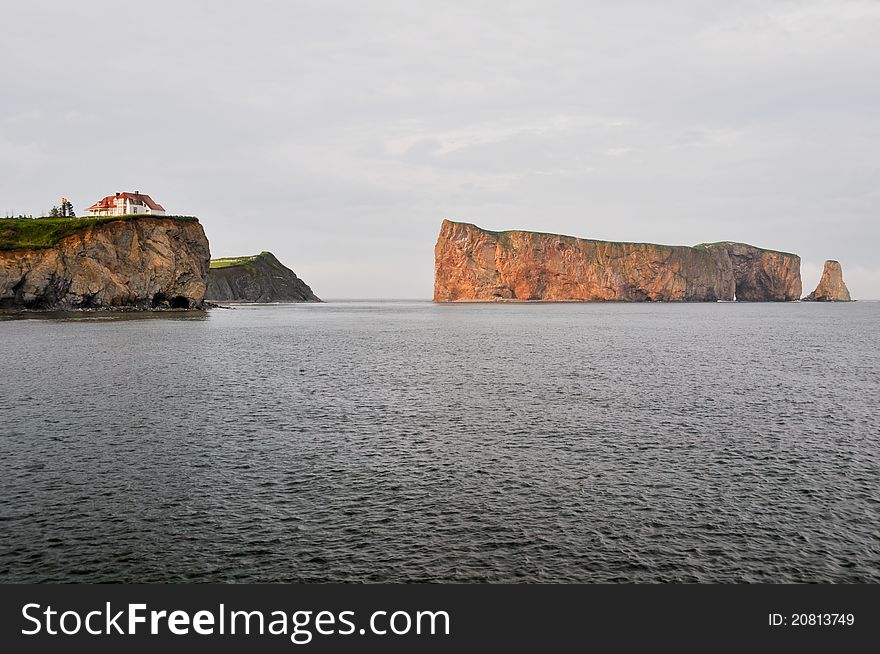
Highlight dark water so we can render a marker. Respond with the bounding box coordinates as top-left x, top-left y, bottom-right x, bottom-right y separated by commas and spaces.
1, 301, 878, 583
